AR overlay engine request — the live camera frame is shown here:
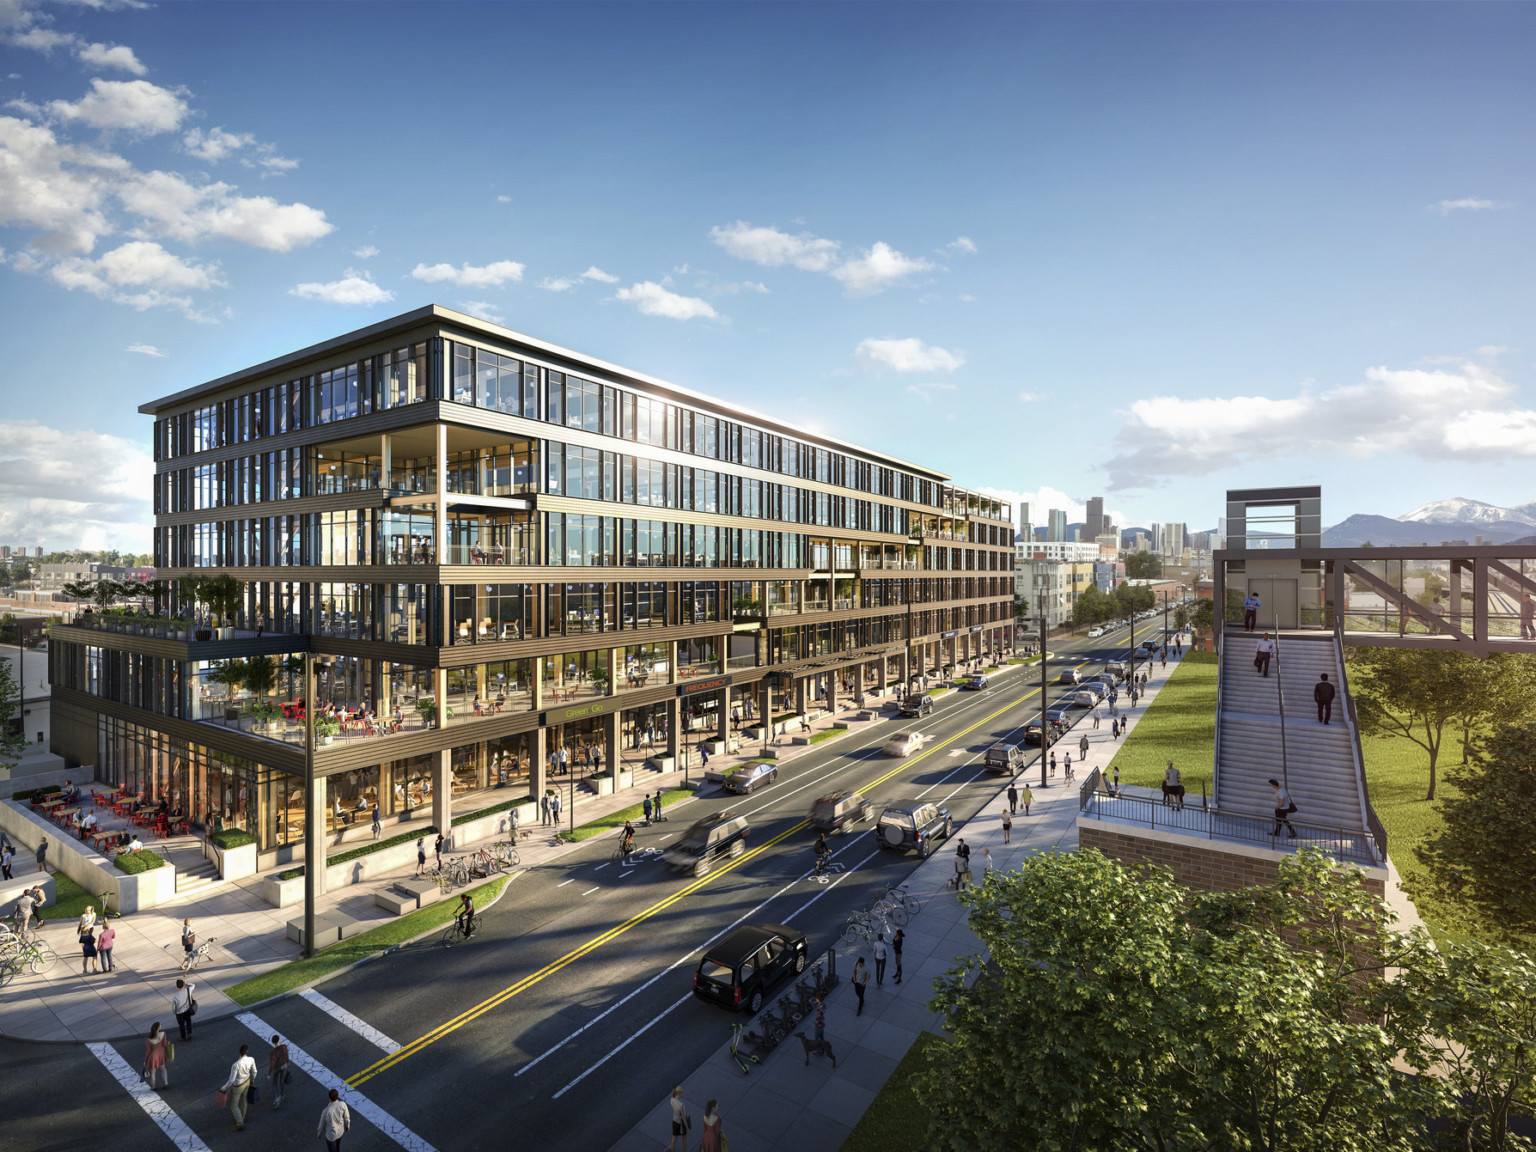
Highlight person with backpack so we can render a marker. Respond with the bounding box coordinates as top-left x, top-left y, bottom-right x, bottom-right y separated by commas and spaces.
1269, 778, 1298, 838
